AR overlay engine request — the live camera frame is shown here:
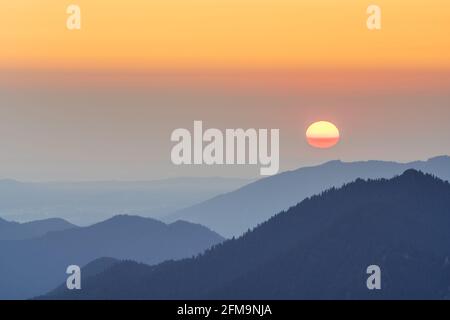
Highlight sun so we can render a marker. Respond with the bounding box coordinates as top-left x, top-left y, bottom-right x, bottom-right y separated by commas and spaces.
306, 121, 340, 149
